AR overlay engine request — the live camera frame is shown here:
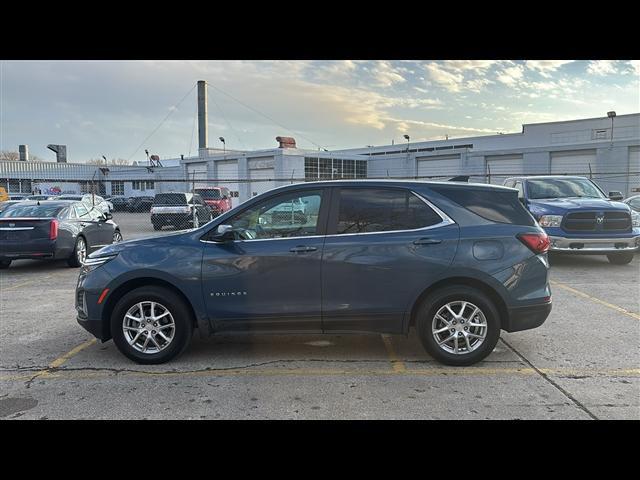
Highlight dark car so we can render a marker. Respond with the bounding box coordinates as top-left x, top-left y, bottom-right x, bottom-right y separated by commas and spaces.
194, 187, 233, 217
150, 192, 212, 230
127, 196, 154, 212
0, 200, 122, 269
76, 180, 552, 366
504, 176, 640, 265
109, 196, 130, 212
